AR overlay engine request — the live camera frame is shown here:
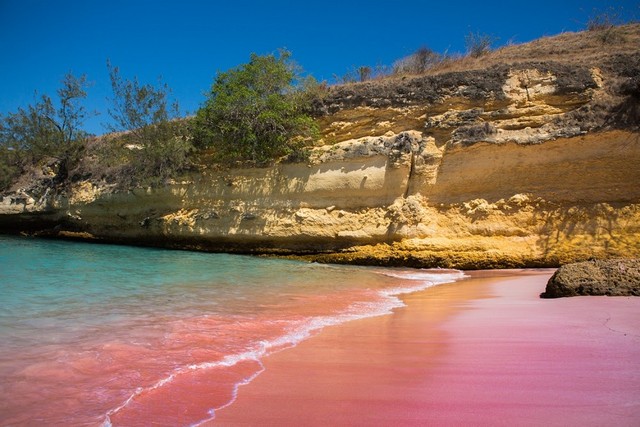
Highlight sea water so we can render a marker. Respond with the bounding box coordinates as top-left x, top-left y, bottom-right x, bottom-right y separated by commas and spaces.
0, 235, 464, 426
